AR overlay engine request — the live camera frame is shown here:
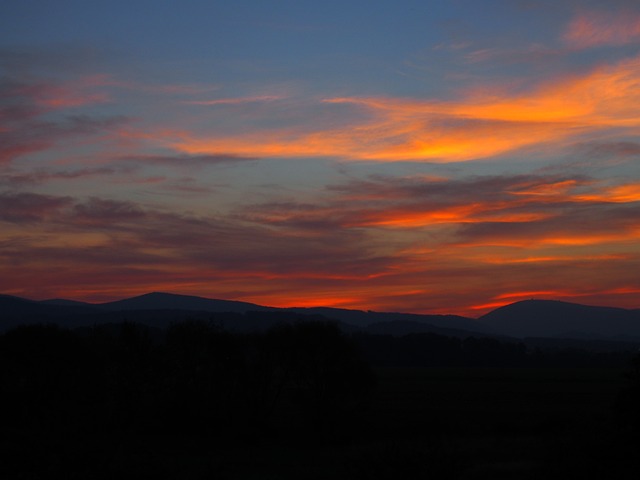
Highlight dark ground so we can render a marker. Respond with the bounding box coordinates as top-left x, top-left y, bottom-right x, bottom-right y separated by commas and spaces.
2, 322, 639, 479
198, 367, 636, 479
